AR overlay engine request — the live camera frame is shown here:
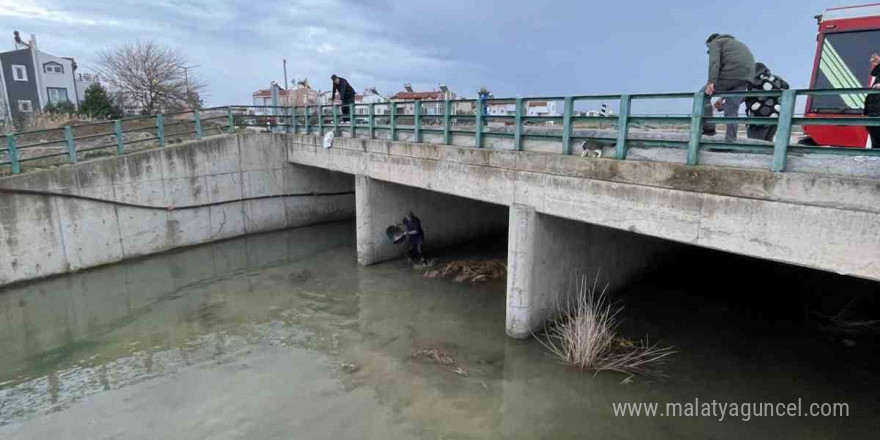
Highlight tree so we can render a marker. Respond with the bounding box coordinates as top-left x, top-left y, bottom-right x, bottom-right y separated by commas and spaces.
97, 41, 206, 115
79, 83, 123, 120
